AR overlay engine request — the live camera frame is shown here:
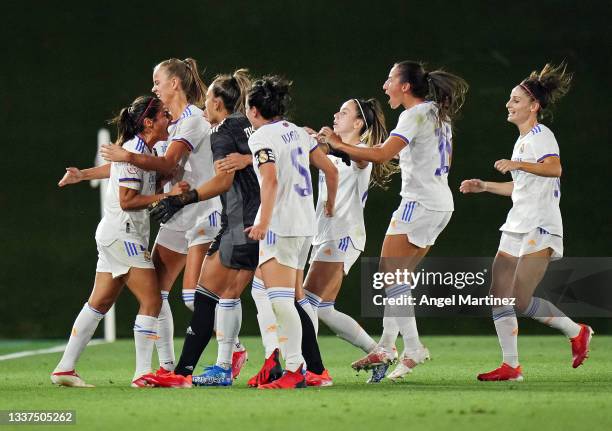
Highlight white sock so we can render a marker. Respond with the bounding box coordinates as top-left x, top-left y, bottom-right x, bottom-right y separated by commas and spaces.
523, 297, 581, 338
234, 301, 243, 348
493, 305, 519, 367
317, 301, 377, 353
397, 316, 421, 353
133, 314, 158, 379
182, 289, 195, 312
216, 299, 241, 370
268, 287, 304, 372
251, 277, 279, 357
379, 284, 411, 350
55, 303, 104, 372
297, 297, 318, 334
155, 291, 175, 371
305, 290, 322, 308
